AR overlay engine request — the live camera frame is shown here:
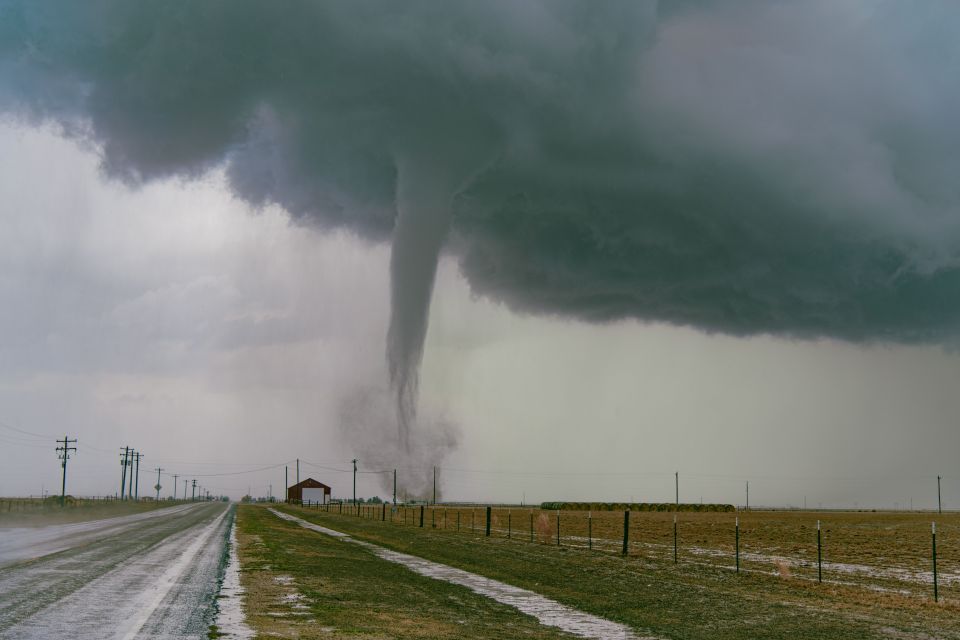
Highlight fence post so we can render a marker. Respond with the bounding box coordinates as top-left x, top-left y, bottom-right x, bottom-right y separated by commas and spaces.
419, 505, 424, 528
382, 502, 386, 521
933, 522, 938, 602
588, 511, 592, 550
486, 506, 492, 536
735, 517, 740, 573
622, 510, 630, 555
817, 520, 822, 583
673, 515, 678, 564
